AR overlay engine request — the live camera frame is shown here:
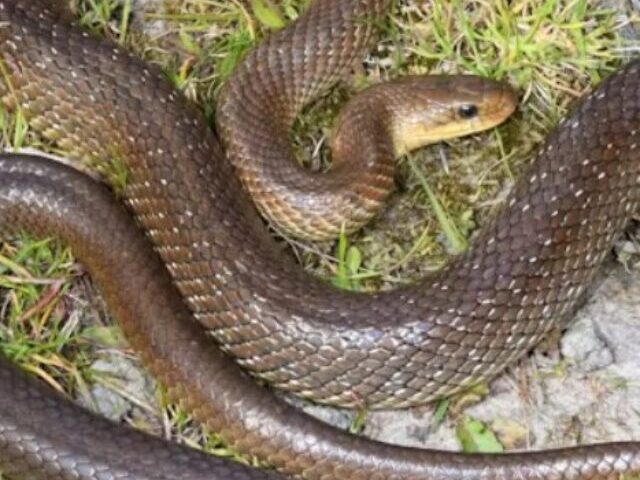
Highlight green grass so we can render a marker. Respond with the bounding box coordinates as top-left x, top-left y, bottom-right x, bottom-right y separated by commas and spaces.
0, 0, 638, 476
